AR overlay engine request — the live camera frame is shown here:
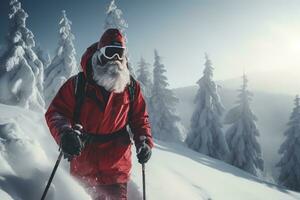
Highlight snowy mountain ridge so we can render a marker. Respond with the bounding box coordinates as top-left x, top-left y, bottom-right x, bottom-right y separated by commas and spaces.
216, 69, 300, 96
0, 103, 299, 199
